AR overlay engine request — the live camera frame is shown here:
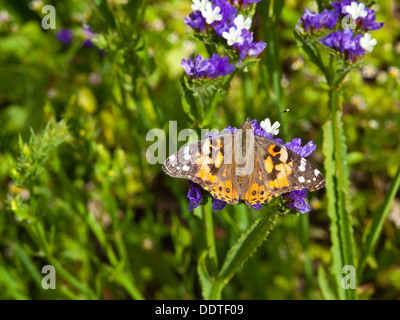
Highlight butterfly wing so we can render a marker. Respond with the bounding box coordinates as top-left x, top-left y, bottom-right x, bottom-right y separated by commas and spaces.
254, 136, 326, 197
239, 153, 276, 207
162, 133, 240, 204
